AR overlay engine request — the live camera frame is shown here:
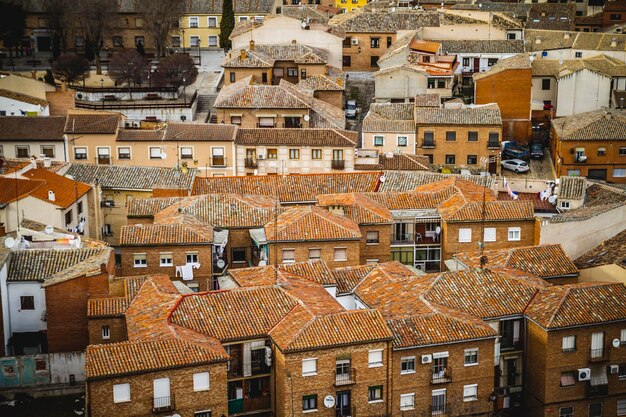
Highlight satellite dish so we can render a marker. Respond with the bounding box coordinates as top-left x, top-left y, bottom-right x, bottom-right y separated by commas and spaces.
324, 395, 336, 408
216, 259, 225, 269
301, 20, 307, 29
253, 169, 258, 175
380, 175, 386, 183
258, 260, 267, 266
303, 114, 310, 122
548, 195, 557, 204
160, 152, 167, 159
4, 237, 15, 248
44, 225, 54, 234
613, 338, 621, 348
